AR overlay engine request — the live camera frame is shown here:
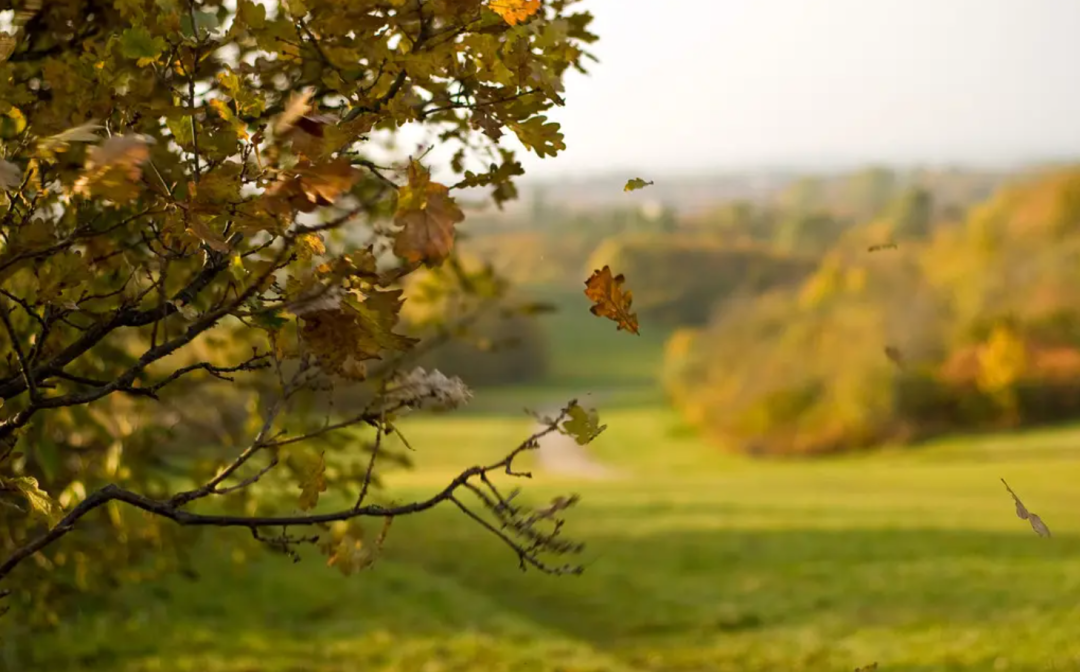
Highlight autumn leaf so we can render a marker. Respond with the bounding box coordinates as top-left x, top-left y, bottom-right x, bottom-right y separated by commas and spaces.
868, 242, 897, 252
488, 0, 541, 25
624, 177, 654, 192
2, 475, 65, 526
185, 216, 232, 253
883, 345, 905, 369
584, 265, 640, 335
393, 161, 465, 266
297, 159, 362, 205
854, 664, 879, 672
510, 115, 565, 158
73, 135, 151, 202
290, 449, 327, 511
559, 402, 607, 445
1001, 478, 1052, 538
0, 160, 22, 190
